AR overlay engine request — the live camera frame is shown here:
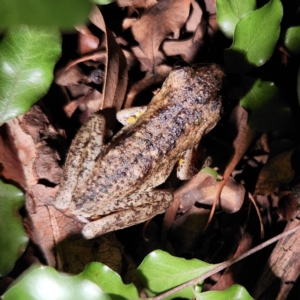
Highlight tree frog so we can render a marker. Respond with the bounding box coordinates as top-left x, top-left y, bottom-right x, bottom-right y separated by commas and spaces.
54, 64, 225, 239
